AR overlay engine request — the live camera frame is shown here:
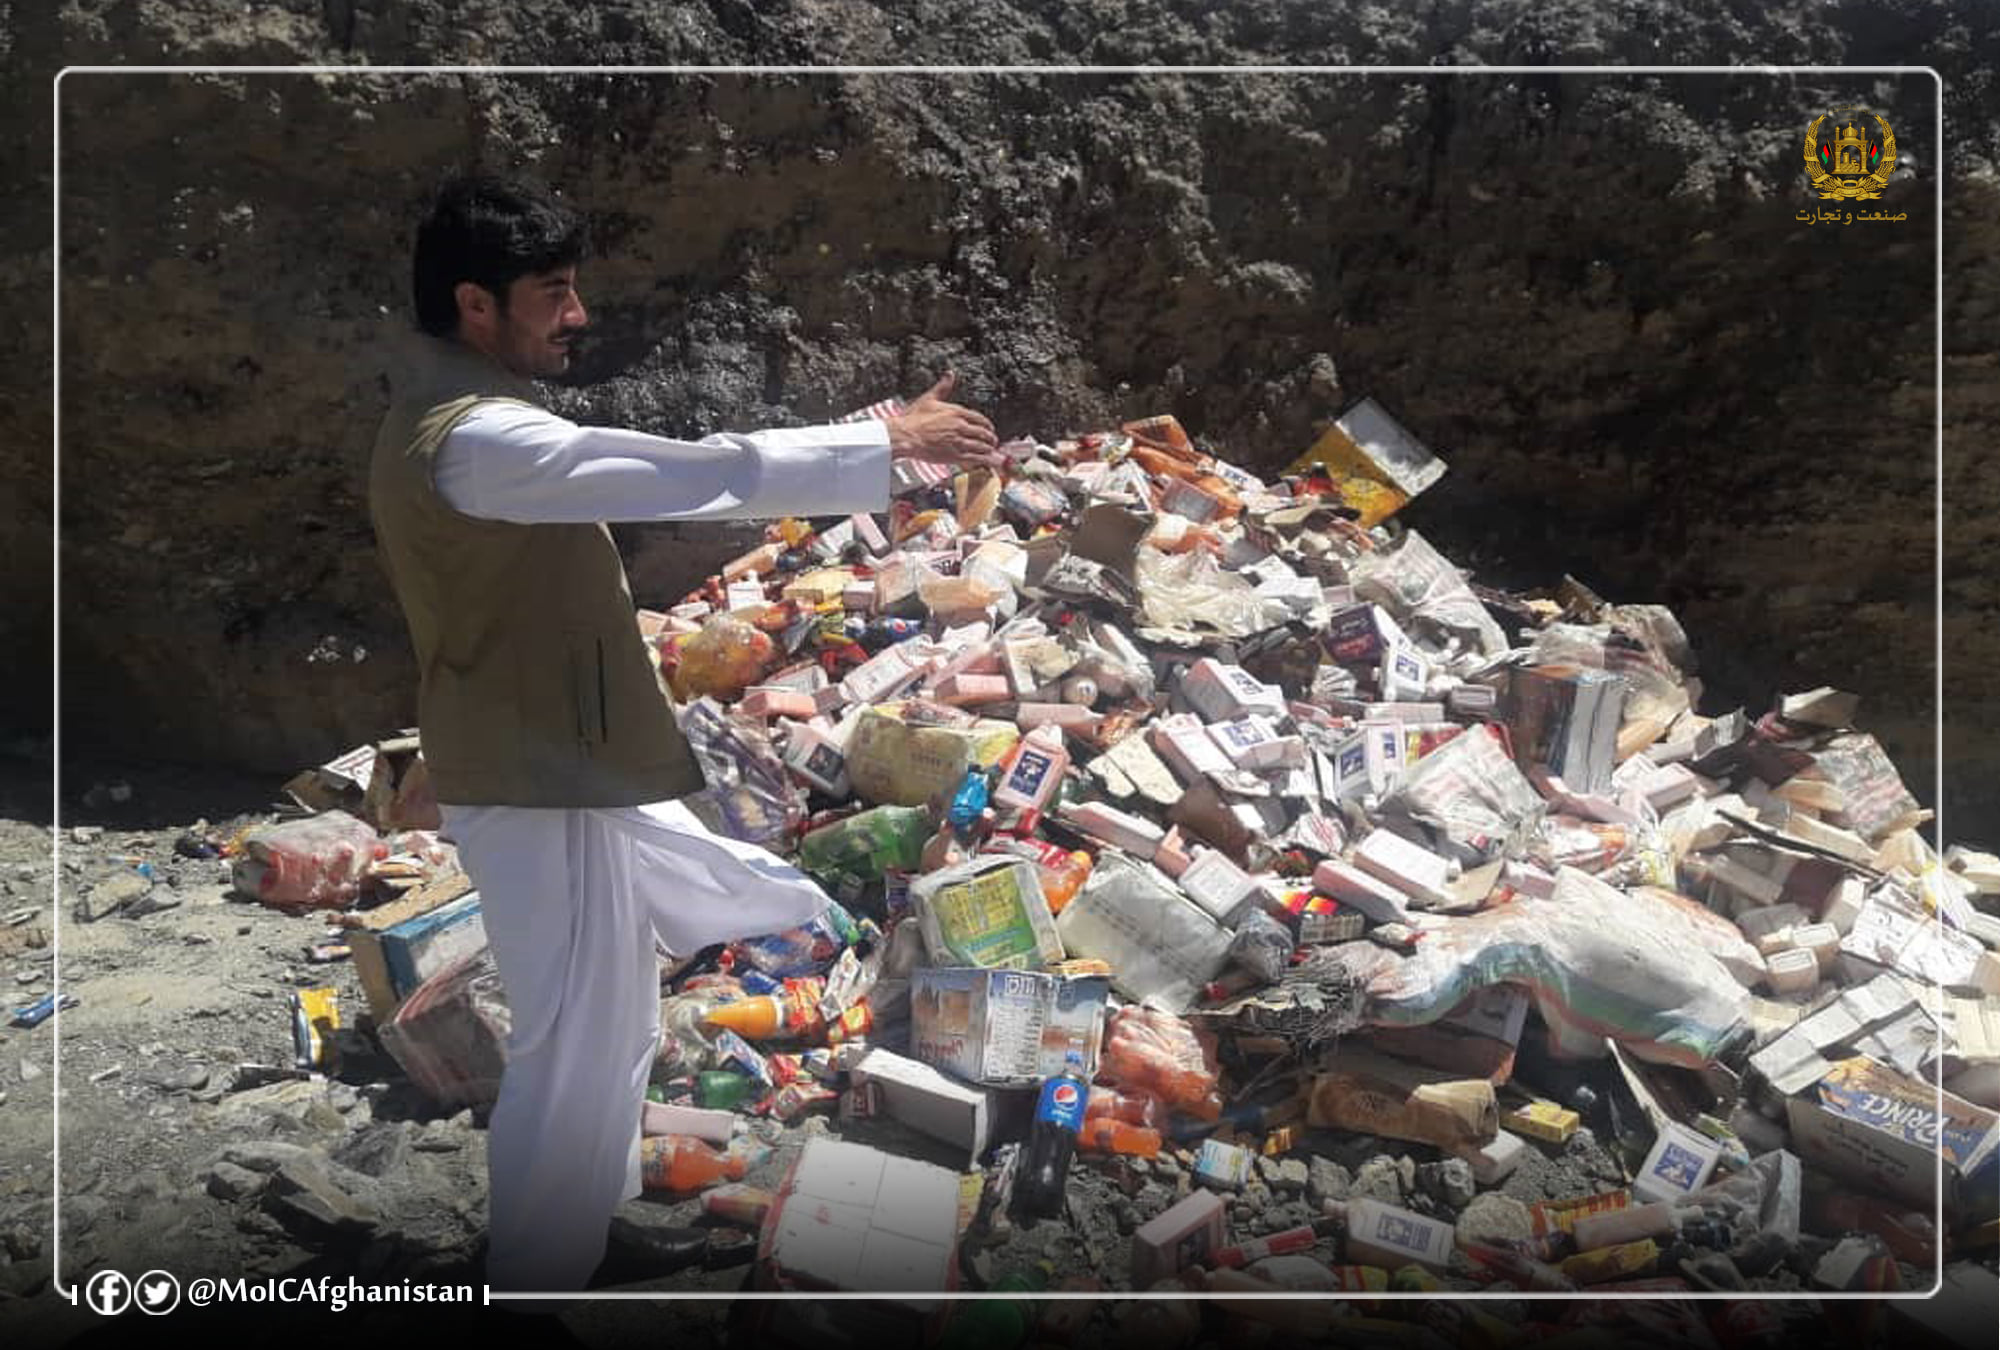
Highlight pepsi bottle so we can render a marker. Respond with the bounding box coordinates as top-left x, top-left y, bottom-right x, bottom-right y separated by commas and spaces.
1018, 1051, 1088, 1218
